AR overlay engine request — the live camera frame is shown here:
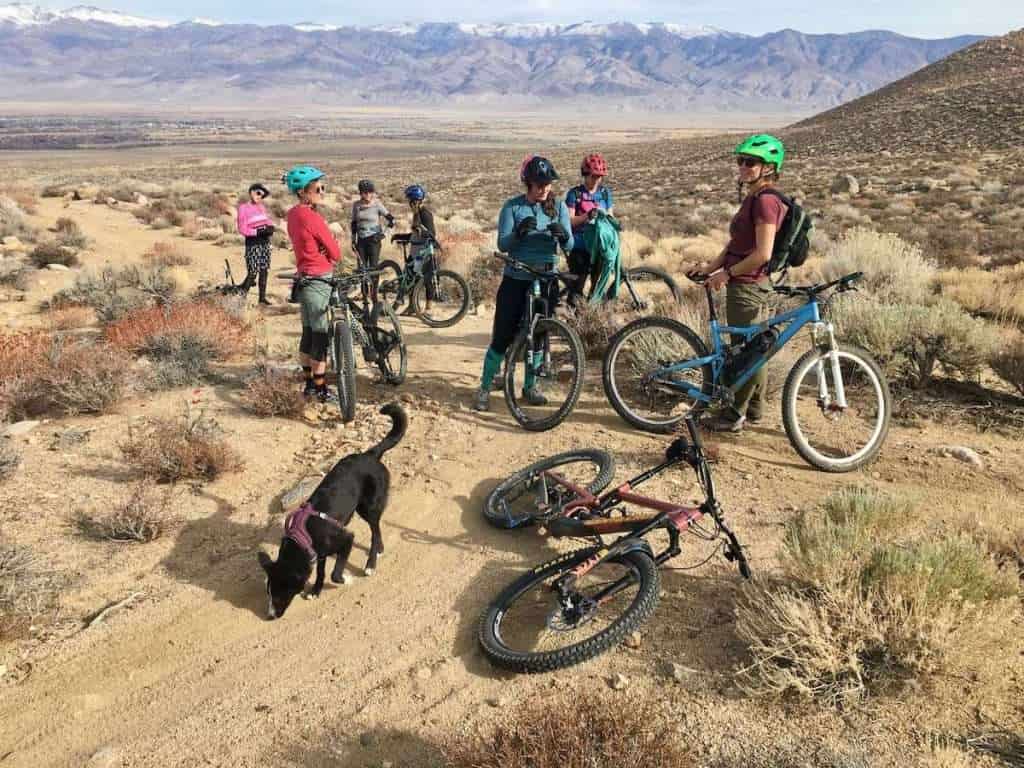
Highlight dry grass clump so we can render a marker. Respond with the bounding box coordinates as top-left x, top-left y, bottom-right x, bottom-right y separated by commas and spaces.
990, 333, 1024, 396
143, 242, 191, 267
241, 366, 306, 418
73, 482, 179, 543
820, 228, 936, 305
0, 332, 129, 420
443, 691, 690, 768
0, 541, 59, 640
29, 241, 79, 268
0, 441, 21, 482
53, 217, 88, 249
935, 264, 1024, 325
105, 299, 249, 359
46, 305, 95, 331
736, 489, 1018, 707
465, 248, 504, 307
565, 302, 622, 360
0, 195, 37, 242
0, 259, 35, 290
120, 406, 243, 483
